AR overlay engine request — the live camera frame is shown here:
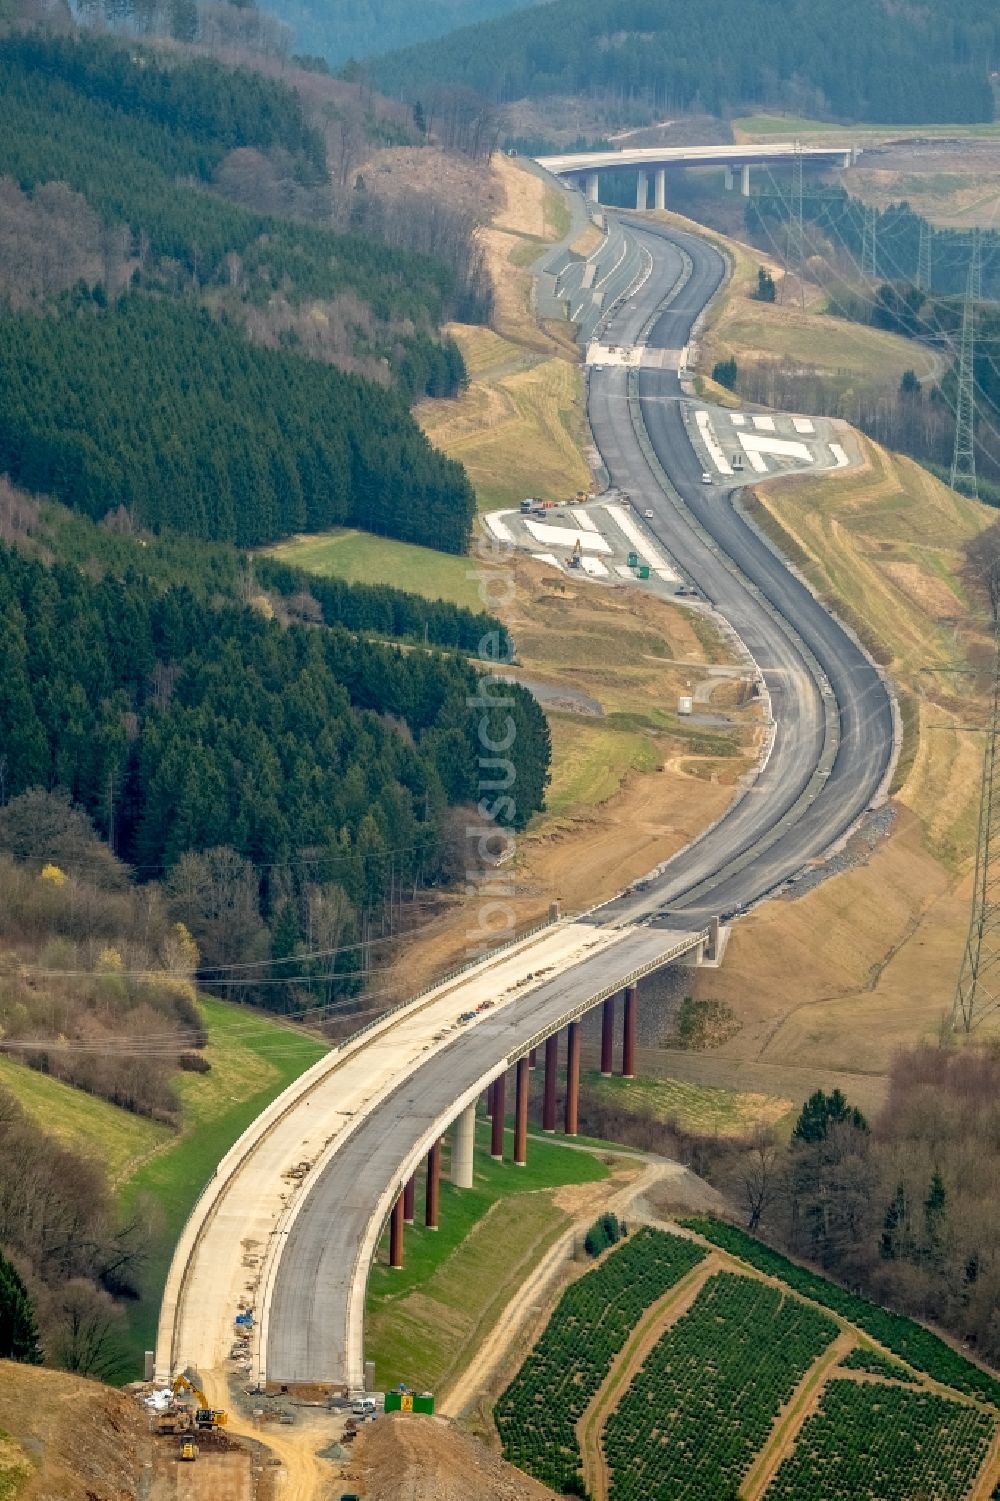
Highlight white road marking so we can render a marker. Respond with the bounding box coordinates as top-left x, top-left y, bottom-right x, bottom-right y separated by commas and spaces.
829, 443, 851, 468
580, 556, 609, 578
484, 510, 515, 542
524, 519, 612, 553
740, 433, 813, 462
792, 417, 816, 435
603, 503, 680, 581
695, 410, 734, 475
752, 414, 776, 431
